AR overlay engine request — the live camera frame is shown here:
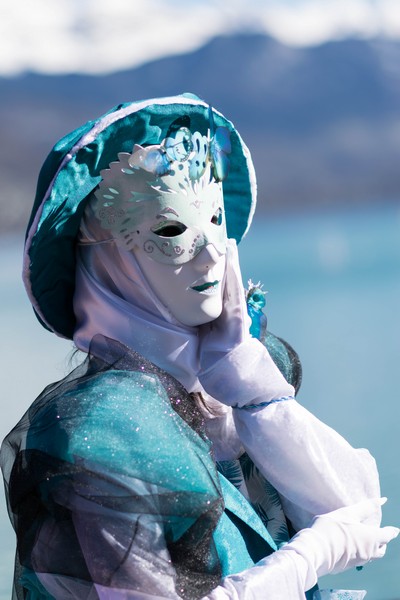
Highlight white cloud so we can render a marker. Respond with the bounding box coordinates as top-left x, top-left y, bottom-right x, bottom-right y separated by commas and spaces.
260, 0, 400, 46
78, 0, 227, 73
0, 0, 399, 76
0, 0, 228, 75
